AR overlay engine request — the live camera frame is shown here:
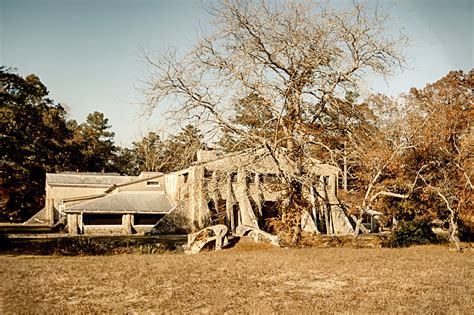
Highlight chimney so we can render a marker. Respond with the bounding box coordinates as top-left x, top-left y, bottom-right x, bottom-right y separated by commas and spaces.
196, 149, 217, 162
